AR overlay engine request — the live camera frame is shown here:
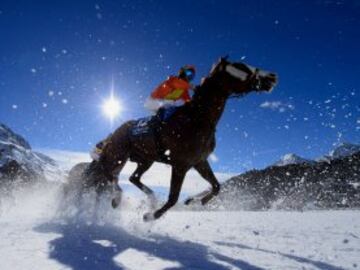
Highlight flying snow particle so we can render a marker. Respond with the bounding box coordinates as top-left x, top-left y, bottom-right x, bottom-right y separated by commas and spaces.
357, 119, 360, 124
164, 149, 171, 156
48, 91, 54, 97
41, 47, 47, 53
42, 103, 48, 108
330, 124, 336, 128
61, 49, 67, 54
240, 56, 246, 60
30, 68, 37, 73
274, 20, 279, 25
58, 91, 62, 96
12, 104, 18, 109
62, 99, 68, 104
95, 4, 100, 10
